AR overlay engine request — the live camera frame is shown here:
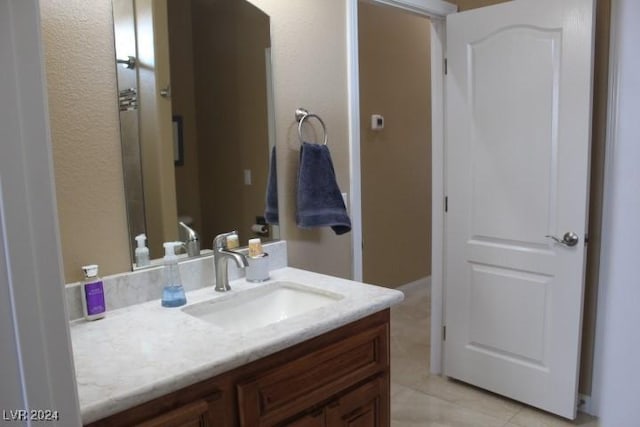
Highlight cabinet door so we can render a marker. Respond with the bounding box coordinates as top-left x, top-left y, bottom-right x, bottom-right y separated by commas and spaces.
237, 323, 388, 426
325, 375, 388, 427
136, 393, 225, 427
282, 409, 325, 427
